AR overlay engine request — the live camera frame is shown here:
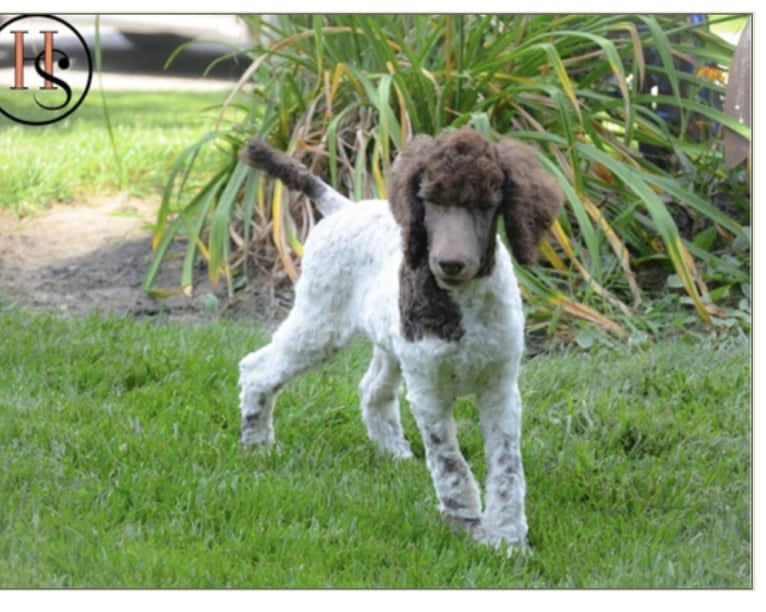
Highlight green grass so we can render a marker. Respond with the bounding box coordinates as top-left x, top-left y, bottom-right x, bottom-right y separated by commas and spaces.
0, 304, 750, 587
0, 90, 233, 215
